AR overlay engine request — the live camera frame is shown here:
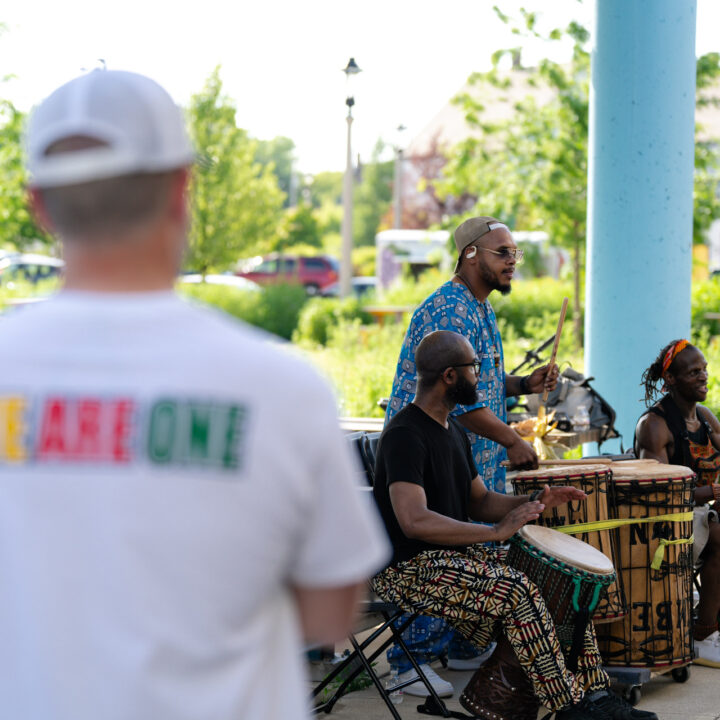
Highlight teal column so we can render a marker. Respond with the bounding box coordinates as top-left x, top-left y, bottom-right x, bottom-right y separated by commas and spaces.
585, 0, 696, 452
